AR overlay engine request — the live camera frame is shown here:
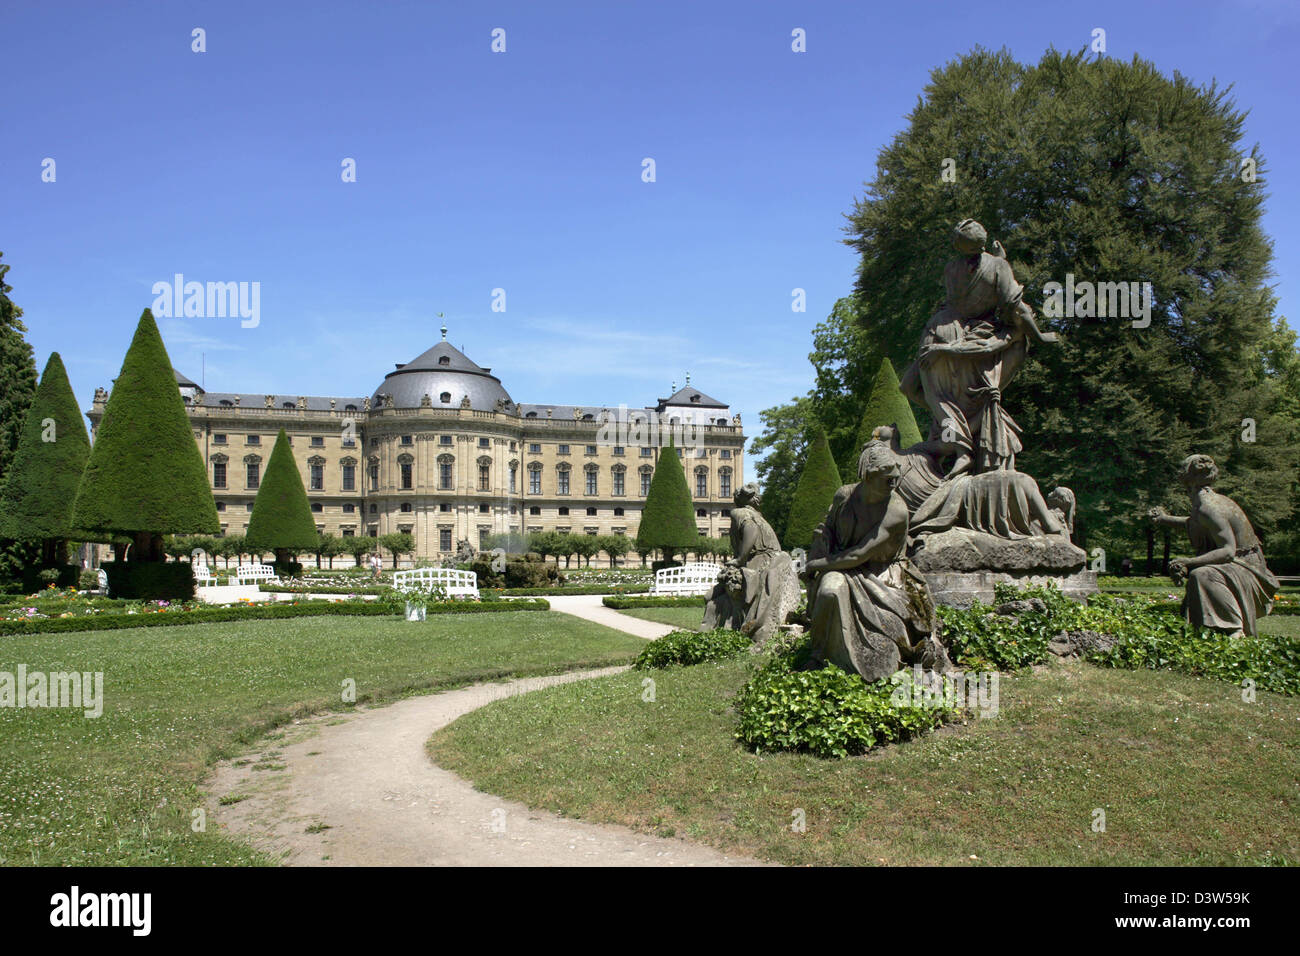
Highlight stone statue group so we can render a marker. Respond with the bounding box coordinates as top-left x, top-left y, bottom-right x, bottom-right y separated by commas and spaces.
704, 220, 1278, 682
